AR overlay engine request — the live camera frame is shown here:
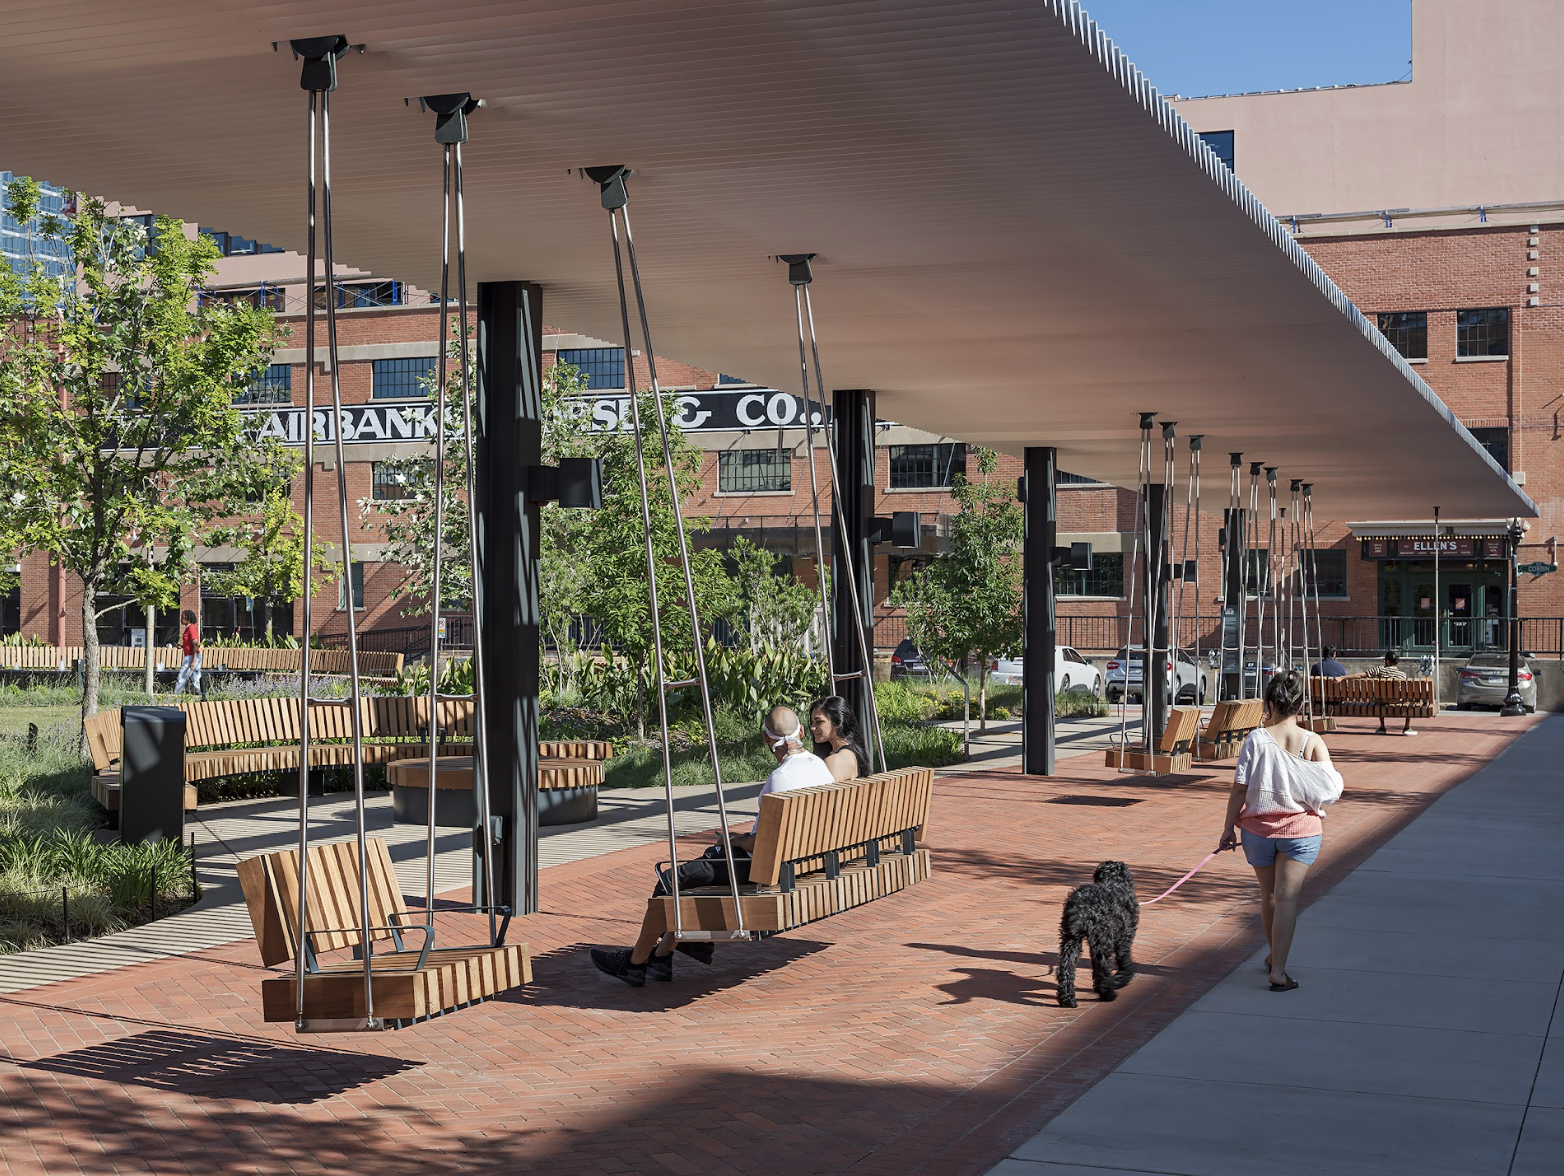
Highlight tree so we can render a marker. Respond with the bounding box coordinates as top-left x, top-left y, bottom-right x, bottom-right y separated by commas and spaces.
204, 455, 336, 643
0, 182, 281, 742
890, 447, 1023, 739
726, 535, 826, 655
